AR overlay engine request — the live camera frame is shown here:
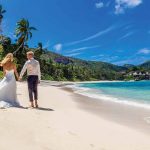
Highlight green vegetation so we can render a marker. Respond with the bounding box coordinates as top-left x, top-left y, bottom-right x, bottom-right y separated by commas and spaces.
0, 71, 3, 79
